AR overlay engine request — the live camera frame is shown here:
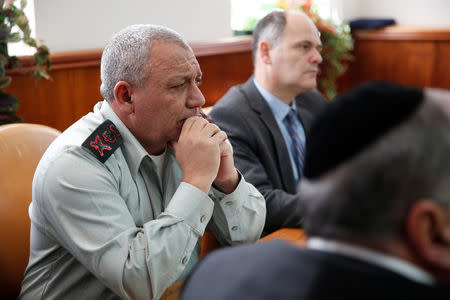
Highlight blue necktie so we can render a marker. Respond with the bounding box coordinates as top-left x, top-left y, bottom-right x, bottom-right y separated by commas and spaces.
284, 109, 305, 178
